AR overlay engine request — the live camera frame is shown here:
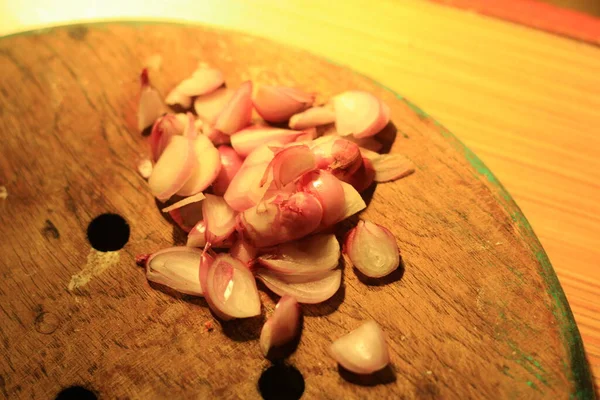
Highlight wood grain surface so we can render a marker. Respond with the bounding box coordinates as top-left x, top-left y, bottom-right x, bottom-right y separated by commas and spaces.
0, 24, 593, 399
1, 1, 599, 390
